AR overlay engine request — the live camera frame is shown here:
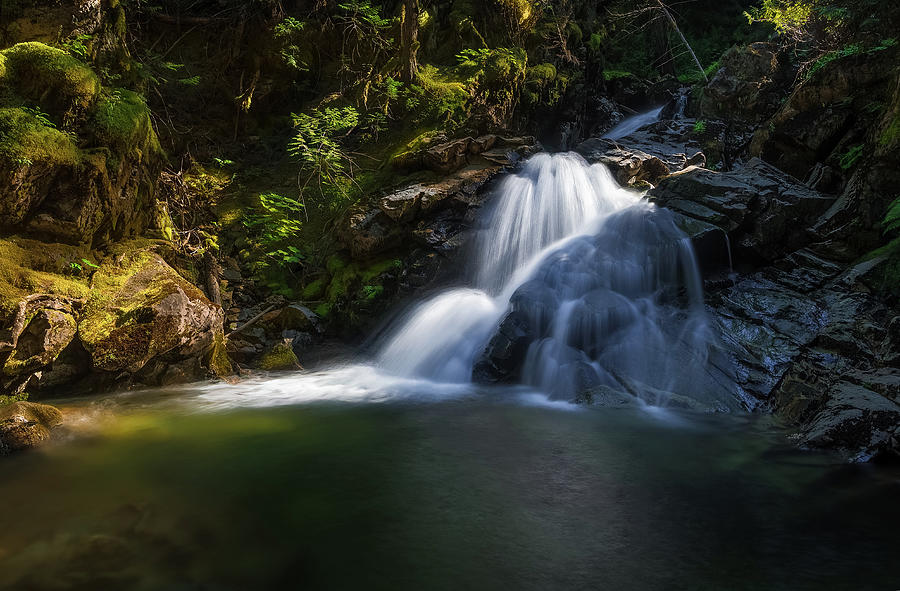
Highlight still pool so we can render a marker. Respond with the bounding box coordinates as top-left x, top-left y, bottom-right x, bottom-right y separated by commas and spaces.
1, 379, 898, 590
